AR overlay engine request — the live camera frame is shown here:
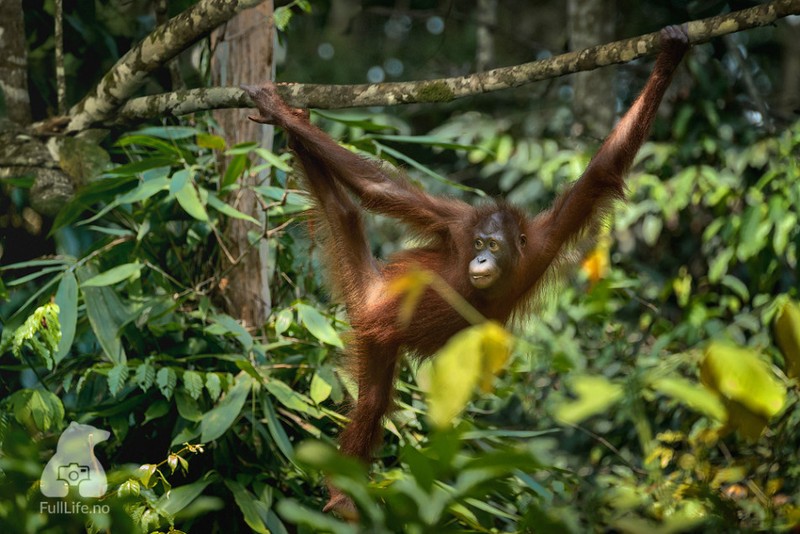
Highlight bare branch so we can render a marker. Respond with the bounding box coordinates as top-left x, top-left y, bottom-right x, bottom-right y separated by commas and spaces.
65, 0, 266, 132
111, 0, 798, 121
